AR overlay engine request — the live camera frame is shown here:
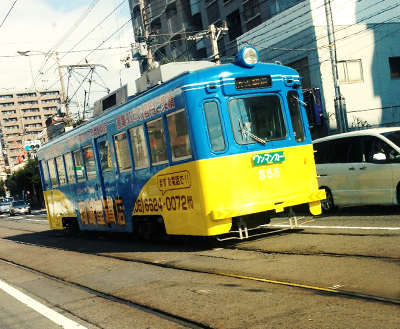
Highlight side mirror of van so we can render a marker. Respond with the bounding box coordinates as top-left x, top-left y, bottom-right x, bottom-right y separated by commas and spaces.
373, 152, 386, 161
